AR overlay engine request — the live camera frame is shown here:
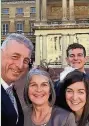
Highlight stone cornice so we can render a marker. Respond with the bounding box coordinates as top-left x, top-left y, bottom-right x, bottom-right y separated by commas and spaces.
1, 1, 35, 4
34, 23, 89, 30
